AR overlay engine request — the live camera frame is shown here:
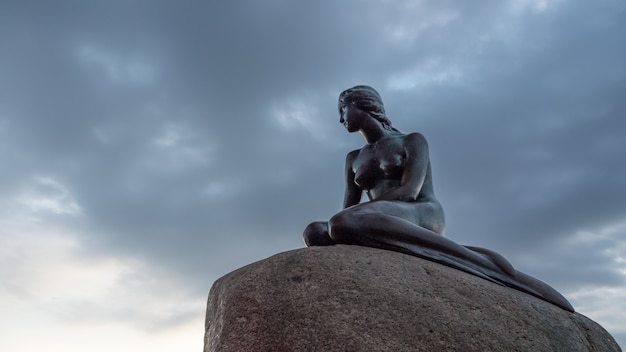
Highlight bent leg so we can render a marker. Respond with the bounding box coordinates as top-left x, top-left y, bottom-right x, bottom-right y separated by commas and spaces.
303, 221, 335, 246
328, 202, 500, 273
322, 201, 575, 312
